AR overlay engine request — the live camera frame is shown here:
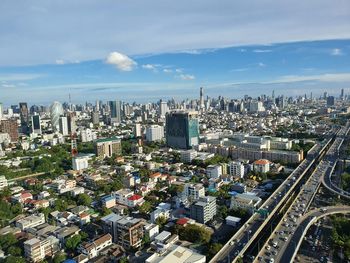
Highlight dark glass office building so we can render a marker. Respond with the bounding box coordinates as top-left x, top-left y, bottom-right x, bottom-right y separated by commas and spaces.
166, 111, 199, 149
